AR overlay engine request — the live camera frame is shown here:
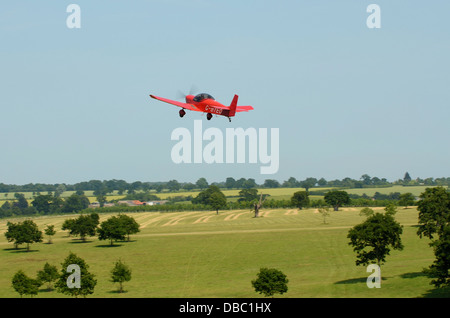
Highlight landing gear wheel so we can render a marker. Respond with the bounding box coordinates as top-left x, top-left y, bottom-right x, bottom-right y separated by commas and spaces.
206, 113, 212, 120
179, 109, 186, 118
